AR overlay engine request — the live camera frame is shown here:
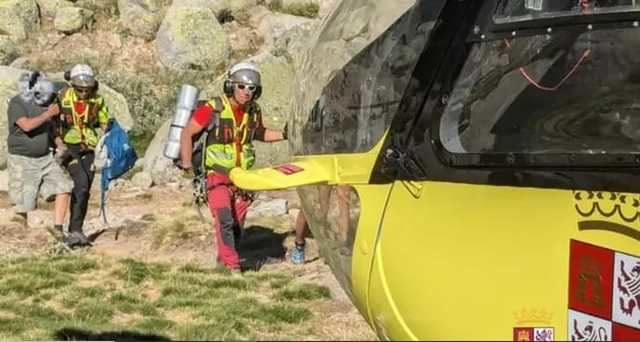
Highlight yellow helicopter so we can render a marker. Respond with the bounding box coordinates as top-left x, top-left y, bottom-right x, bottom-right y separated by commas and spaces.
231, 0, 640, 340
